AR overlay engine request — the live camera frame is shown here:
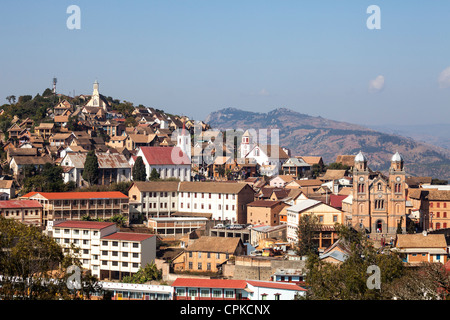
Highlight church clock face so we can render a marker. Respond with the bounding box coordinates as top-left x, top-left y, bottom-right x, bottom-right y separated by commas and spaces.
396, 177, 401, 182
359, 177, 364, 182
